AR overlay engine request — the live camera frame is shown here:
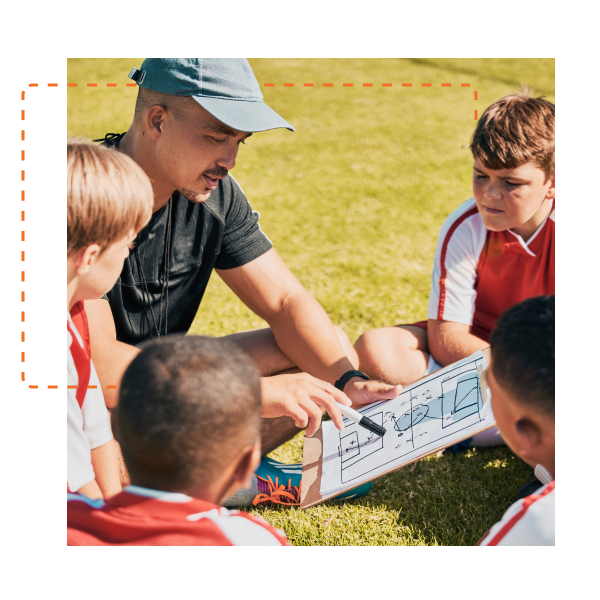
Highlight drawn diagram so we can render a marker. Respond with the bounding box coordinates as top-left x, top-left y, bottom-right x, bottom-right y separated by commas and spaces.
326, 353, 490, 491
338, 412, 384, 484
